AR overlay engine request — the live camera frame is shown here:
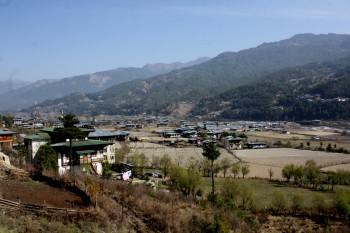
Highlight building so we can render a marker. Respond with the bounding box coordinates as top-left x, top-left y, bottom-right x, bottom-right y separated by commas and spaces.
23, 133, 50, 163
246, 142, 267, 149
0, 129, 15, 151
88, 130, 130, 163
223, 136, 243, 150
51, 139, 114, 175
